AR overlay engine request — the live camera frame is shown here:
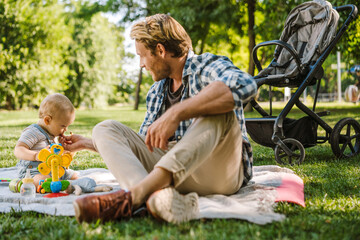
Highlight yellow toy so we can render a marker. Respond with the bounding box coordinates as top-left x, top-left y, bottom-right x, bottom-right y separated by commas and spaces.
37, 143, 72, 194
